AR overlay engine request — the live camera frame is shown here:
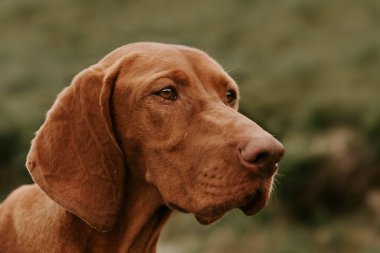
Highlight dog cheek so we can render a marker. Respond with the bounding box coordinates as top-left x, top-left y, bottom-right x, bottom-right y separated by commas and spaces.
145, 166, 194, 208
